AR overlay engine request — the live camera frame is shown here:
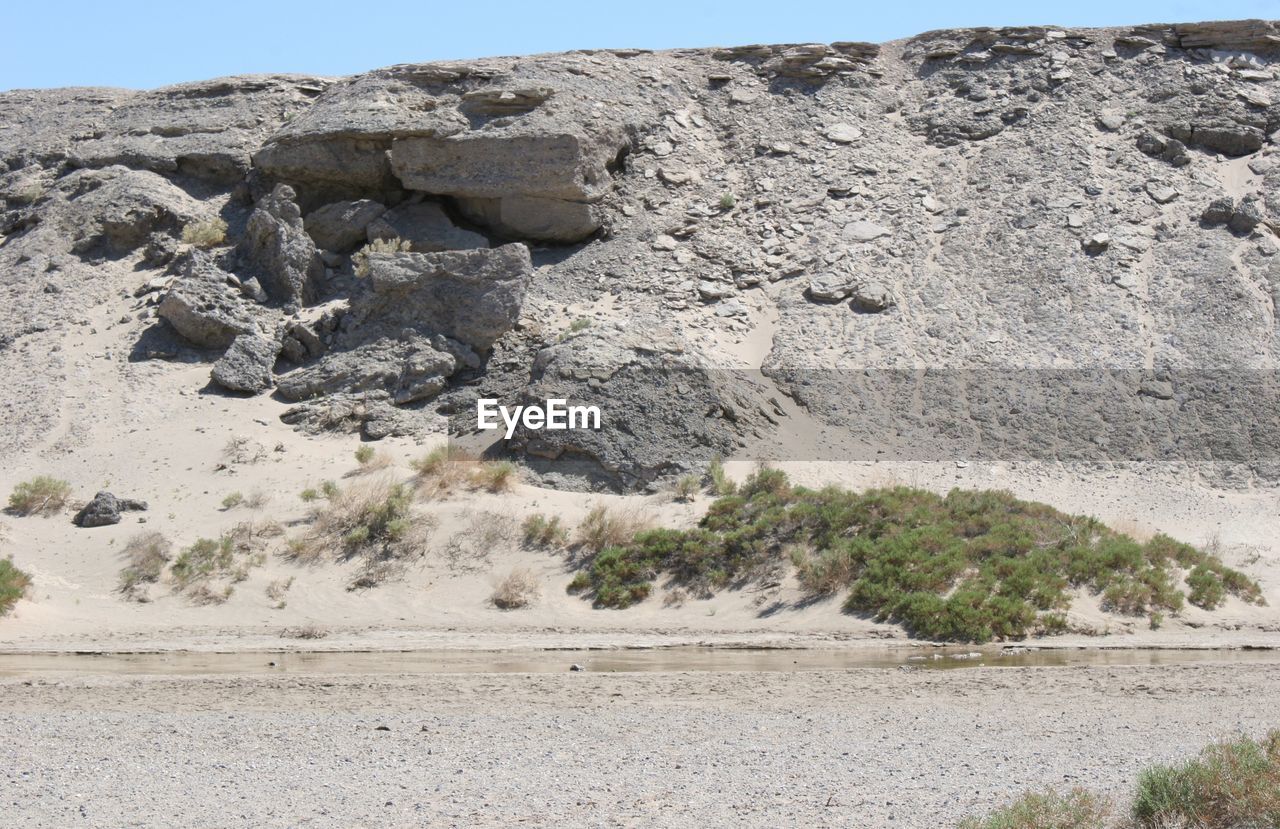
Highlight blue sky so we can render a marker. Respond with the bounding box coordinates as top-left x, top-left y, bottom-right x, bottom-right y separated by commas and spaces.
3, 0, 1279, 90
